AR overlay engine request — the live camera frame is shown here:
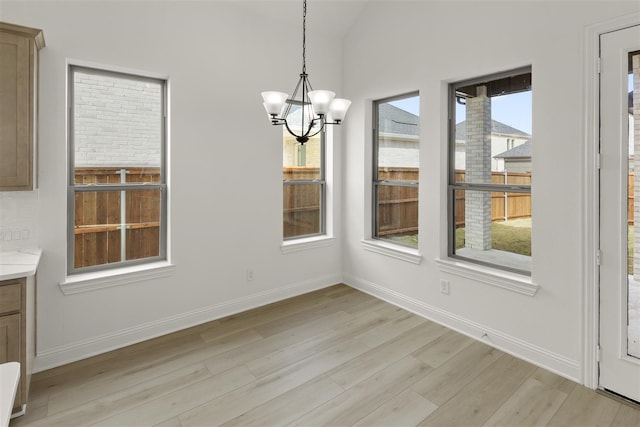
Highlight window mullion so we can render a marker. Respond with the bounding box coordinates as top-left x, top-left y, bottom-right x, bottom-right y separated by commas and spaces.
376, 180, 419, 188
451, 183, 530, 193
